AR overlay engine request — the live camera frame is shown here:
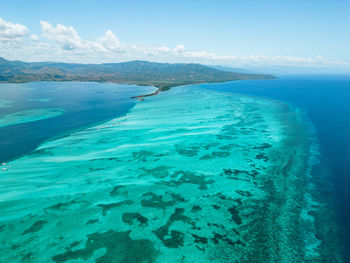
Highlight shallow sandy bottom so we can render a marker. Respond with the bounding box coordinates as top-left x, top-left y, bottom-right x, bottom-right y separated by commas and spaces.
0, 108, 64, 128
0, 86, 343, 262
0, 99, 12, 109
